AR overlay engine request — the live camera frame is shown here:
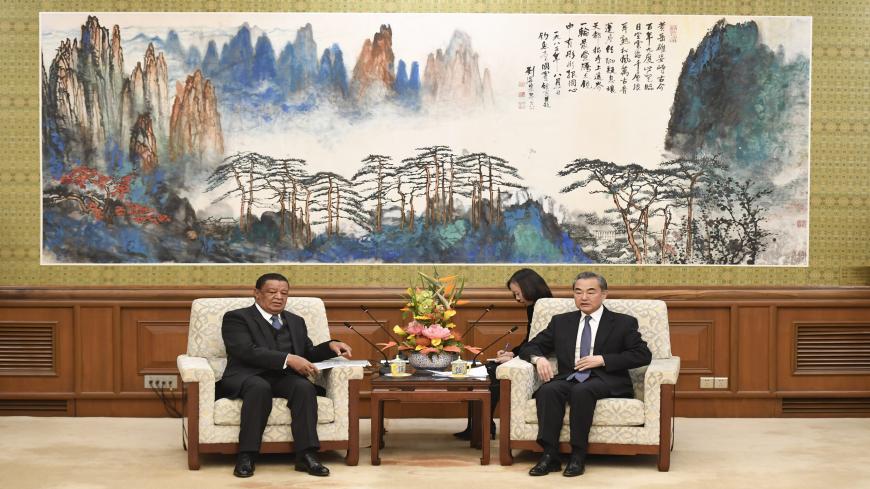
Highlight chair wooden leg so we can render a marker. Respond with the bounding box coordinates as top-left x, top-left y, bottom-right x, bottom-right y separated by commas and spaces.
499, 379, 514, 466
658, 383, 674, 472
345, 379, 360, 466
185, 382, 201, 470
